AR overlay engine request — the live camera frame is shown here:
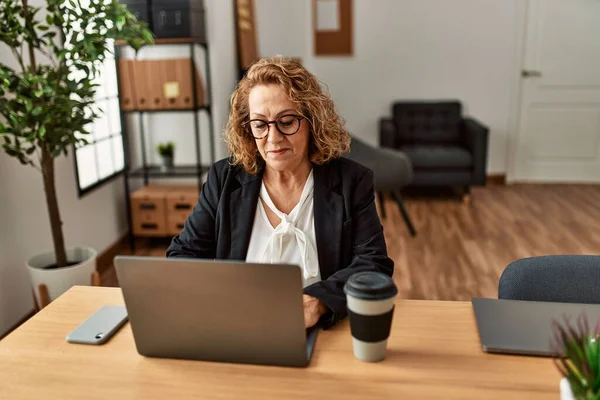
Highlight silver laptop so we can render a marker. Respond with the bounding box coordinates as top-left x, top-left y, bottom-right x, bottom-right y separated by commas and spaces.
472, 297, 600, 356
114, 256, 318, 367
